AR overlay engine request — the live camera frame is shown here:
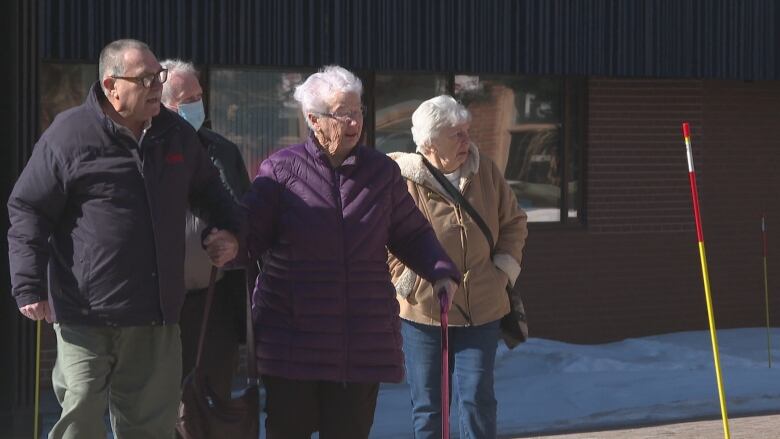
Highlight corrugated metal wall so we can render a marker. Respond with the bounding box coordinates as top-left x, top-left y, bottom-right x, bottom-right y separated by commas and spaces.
41, 0, 779, 79
2, 0, 40, 428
